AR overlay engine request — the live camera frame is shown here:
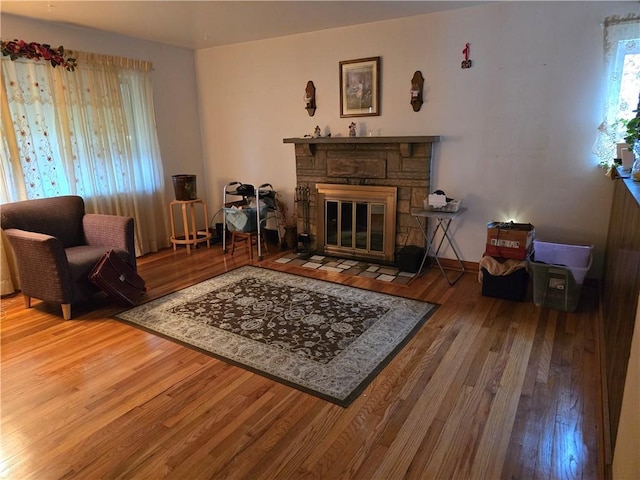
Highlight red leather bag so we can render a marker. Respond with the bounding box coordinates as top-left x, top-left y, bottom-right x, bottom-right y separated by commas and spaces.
89, 250, 146, 307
